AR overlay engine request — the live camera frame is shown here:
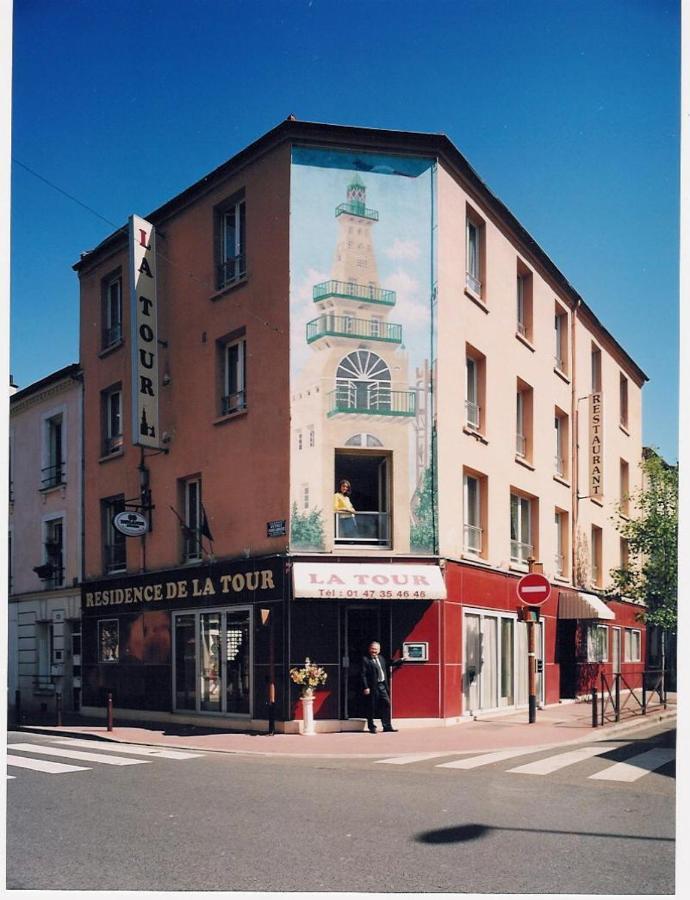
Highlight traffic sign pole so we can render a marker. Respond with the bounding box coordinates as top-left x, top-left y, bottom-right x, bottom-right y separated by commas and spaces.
520, 560, 549, 724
